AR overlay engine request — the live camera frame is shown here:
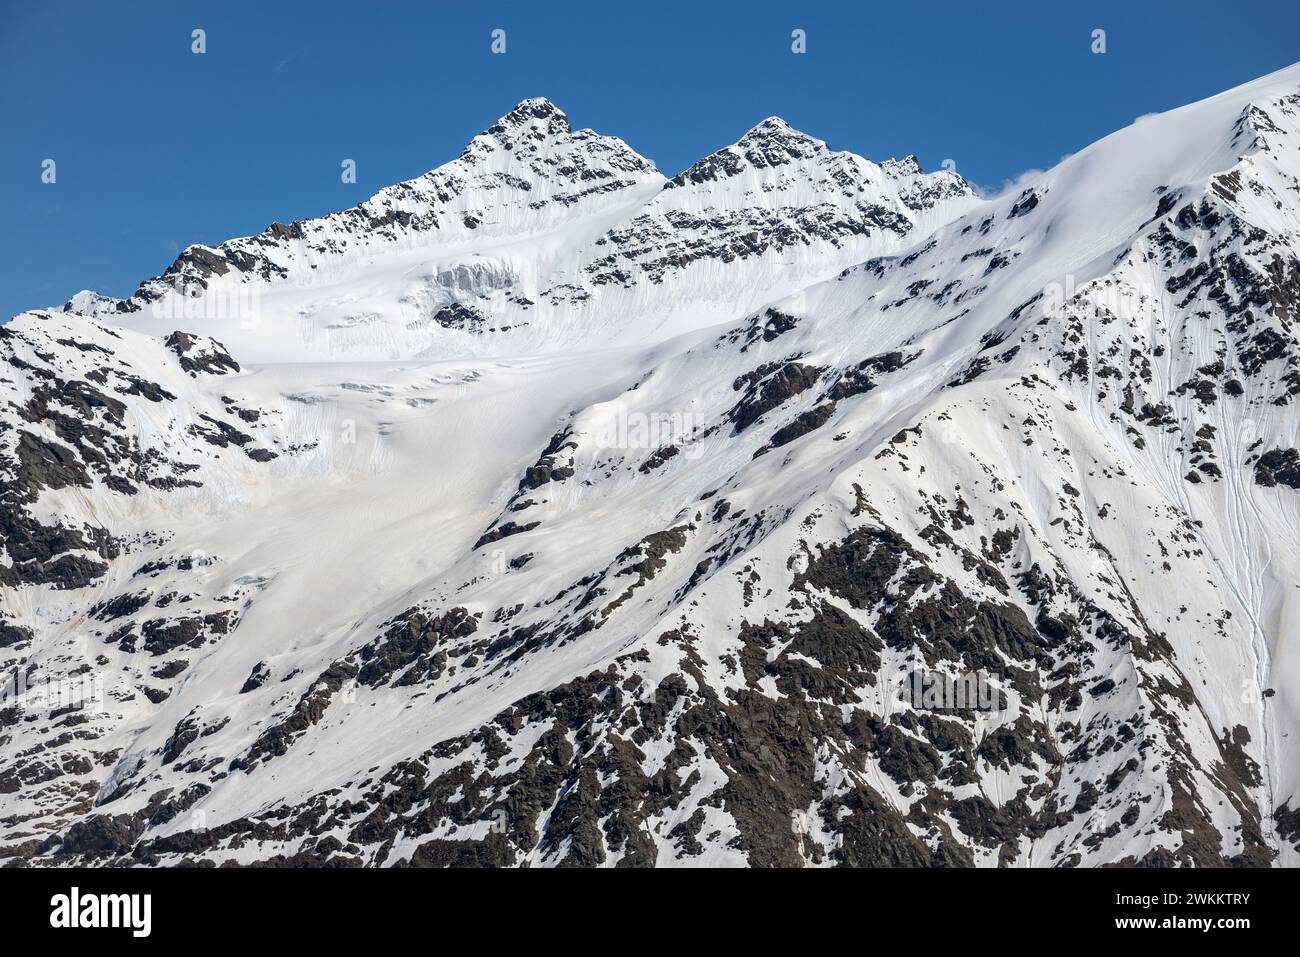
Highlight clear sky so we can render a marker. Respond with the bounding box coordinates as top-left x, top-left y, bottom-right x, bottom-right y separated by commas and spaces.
2, 0, 1298, 321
